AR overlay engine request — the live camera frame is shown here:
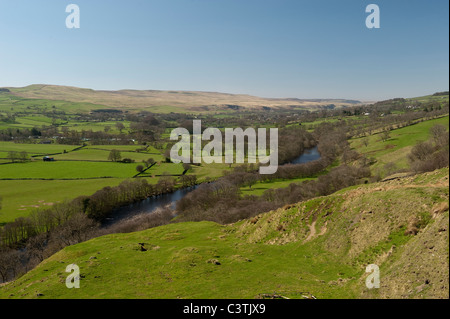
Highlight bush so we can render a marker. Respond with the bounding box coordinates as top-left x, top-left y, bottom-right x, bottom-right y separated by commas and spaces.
408, 125, 449, 173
